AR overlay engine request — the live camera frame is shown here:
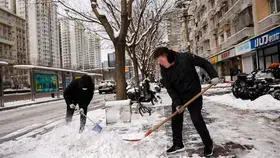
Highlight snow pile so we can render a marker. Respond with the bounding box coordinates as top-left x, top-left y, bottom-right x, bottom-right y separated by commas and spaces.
205, 94, 280, 110
105, 99, 131, 124
204, 87, 231, 94
0, 109, 167, 158
201, 83, 231, 88
150, 83, 159, 92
